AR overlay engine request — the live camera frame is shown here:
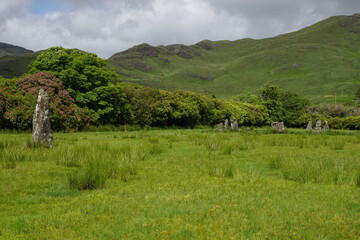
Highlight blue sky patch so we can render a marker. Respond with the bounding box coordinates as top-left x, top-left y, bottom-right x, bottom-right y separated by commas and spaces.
29, 0, 62, 15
